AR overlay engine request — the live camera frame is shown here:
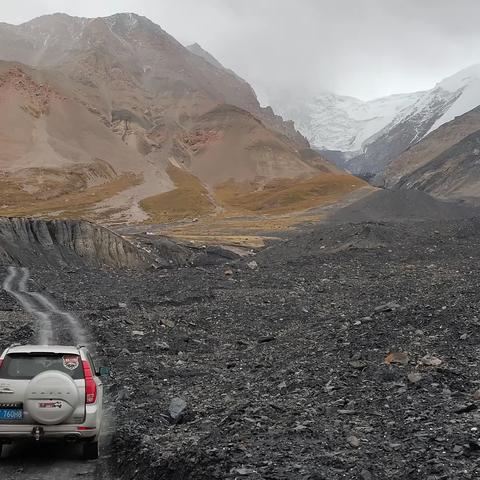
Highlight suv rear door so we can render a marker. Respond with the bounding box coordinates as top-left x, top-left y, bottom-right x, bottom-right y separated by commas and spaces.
0, 352, 86, 424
